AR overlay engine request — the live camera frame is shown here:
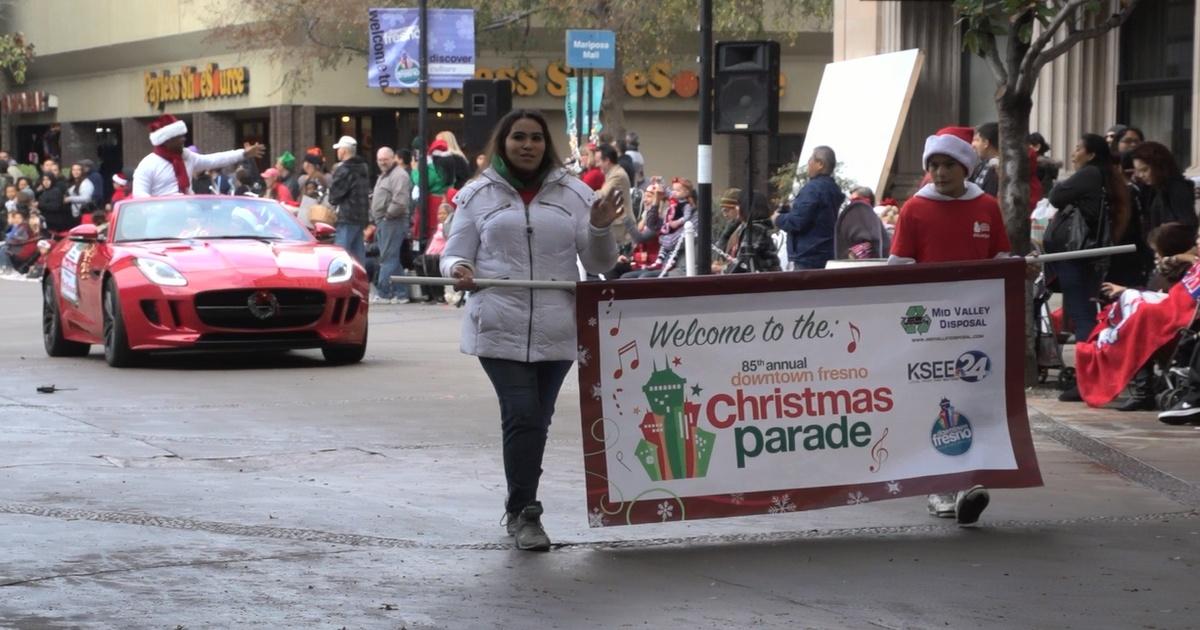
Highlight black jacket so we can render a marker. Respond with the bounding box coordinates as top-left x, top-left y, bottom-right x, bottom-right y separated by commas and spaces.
1049, 164, 1108, 239
38, 179, 74, 233
1147, 176, 1197, 231
328, 154, 371, 226
724, 218, 781, 273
